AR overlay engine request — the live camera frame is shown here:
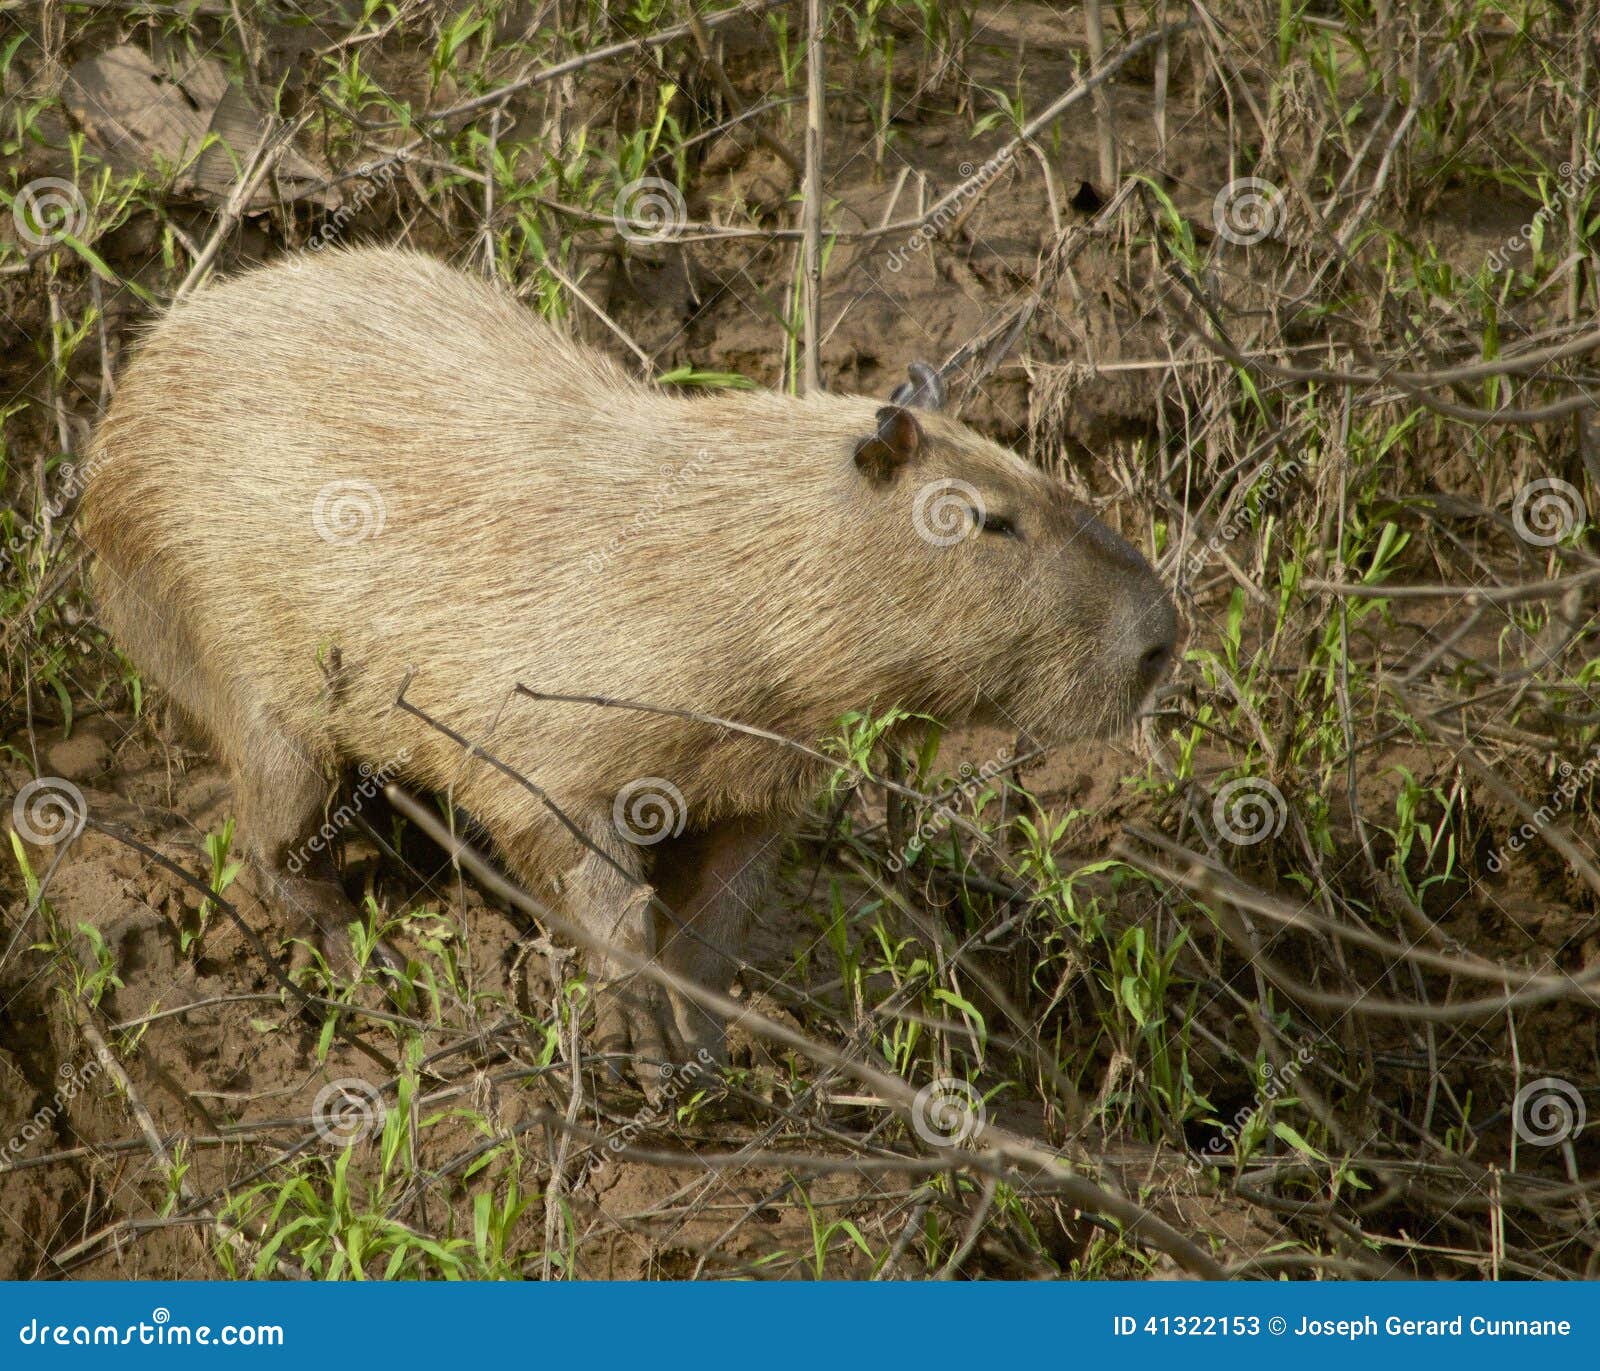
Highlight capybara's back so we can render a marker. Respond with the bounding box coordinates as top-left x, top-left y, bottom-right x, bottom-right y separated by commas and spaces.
83, 246, 1176, 1077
